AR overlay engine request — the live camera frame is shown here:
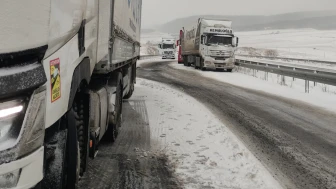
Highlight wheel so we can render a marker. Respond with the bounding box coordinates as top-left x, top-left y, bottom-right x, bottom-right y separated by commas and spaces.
105, 72, 123, 142
124, 82, 134, 99
227, 69, 233, 72
73, 97, 89, 177
183, 56, 188, 66
43, 94, 89, 189
66, 97, 89, 189
200, 58, 206, 71
124, 64, 135, 99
